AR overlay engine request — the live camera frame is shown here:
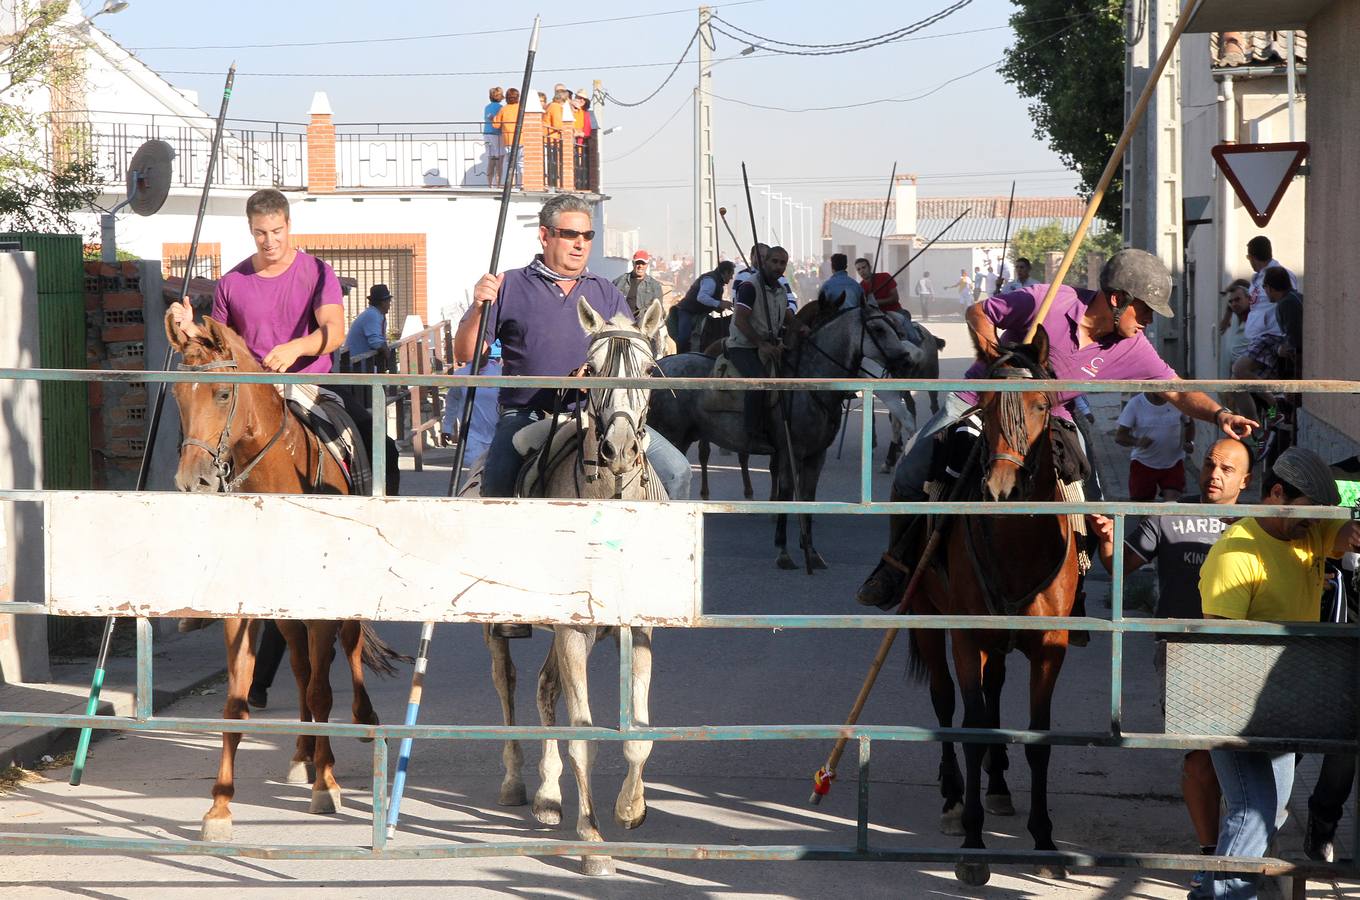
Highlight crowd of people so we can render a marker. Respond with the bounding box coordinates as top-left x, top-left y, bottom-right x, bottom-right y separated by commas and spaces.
482, 83, 599, 190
